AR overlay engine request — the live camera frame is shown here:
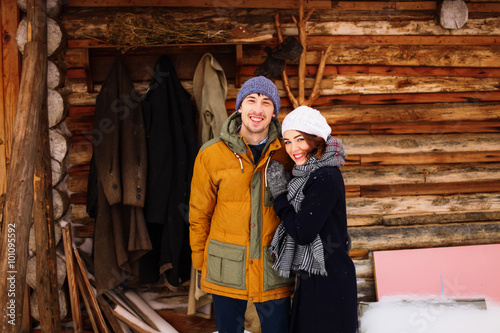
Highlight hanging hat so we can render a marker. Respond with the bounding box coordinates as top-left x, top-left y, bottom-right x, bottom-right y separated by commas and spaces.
235, 76, 281, 116
281, 105, 331, 141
